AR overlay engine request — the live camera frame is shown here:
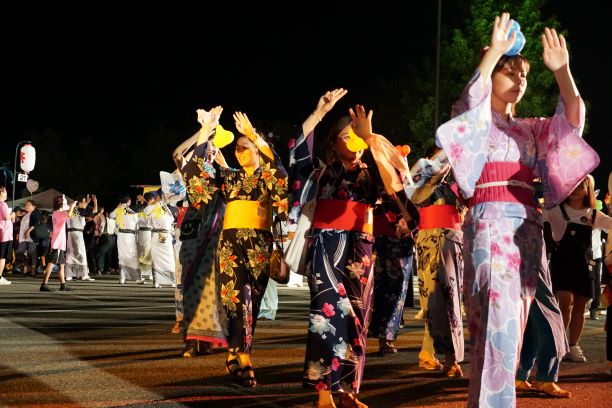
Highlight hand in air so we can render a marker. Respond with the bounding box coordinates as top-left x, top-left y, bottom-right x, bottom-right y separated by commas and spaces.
542, 27, 569, 72
315, 88, 348, 117
233, 111, 256, 138
349, 104, 373, 140
196, 106, 223, 128
489, 12, 516, 55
